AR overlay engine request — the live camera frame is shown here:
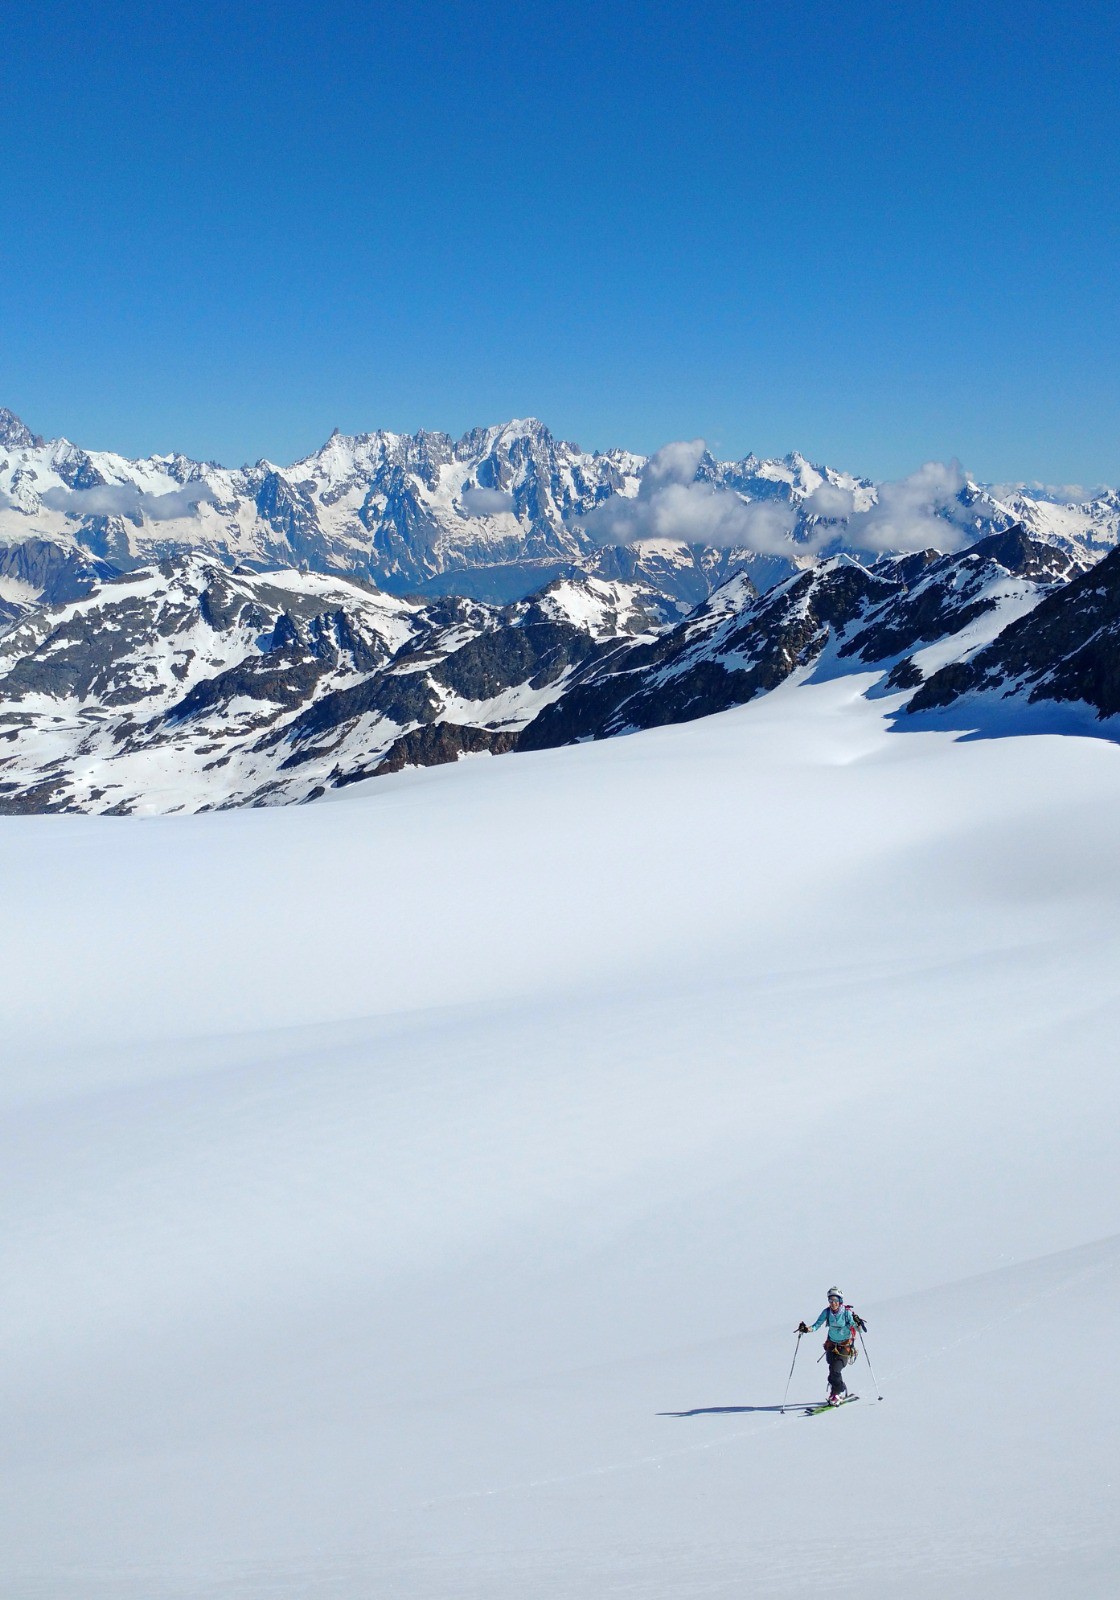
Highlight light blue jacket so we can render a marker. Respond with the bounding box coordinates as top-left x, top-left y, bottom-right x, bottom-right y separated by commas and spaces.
813, 1306, 857, 1344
